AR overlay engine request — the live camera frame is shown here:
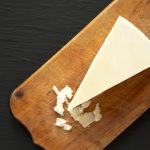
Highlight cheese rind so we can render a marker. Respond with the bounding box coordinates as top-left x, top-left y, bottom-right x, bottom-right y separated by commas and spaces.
68, 16, 150, 110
